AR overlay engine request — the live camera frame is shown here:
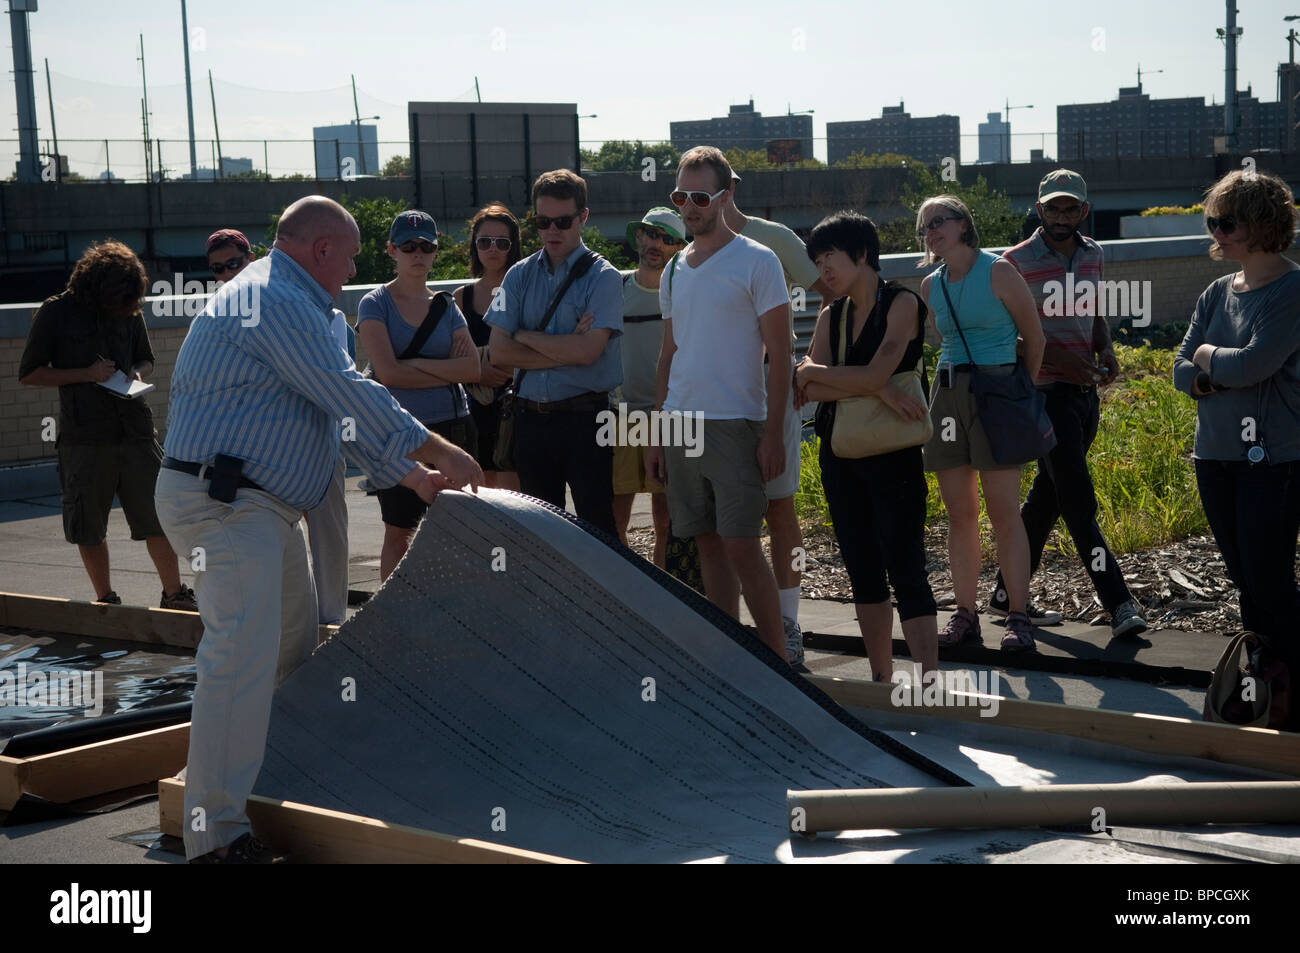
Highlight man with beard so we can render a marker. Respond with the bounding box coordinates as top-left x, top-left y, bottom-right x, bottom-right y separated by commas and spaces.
613, 207, 686, 565
988, 169, 1148, 639
647, 146, 792, 663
